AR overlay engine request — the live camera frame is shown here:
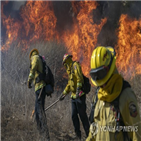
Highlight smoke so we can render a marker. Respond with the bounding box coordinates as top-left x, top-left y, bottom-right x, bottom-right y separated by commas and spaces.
52, 1, 73, 33
12, 0, 26, 11
122, 1, 141, 19
2, 1, 26, 19
96, 1, 122, 47
97, 1, 141, 47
